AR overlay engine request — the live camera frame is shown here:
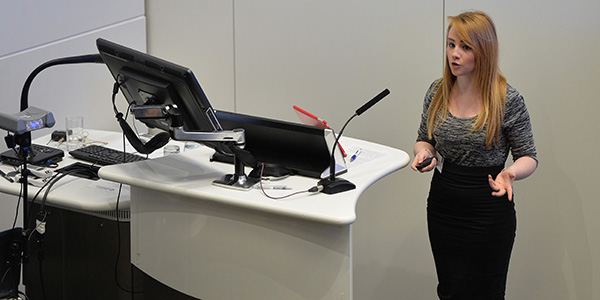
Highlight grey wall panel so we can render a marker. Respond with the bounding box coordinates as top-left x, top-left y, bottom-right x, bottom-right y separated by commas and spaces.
233, 4, 443, 298
0, 17, 147, 145
0, 0, 144, 56
146, 0, 235, 112
445, 3, 600, 299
